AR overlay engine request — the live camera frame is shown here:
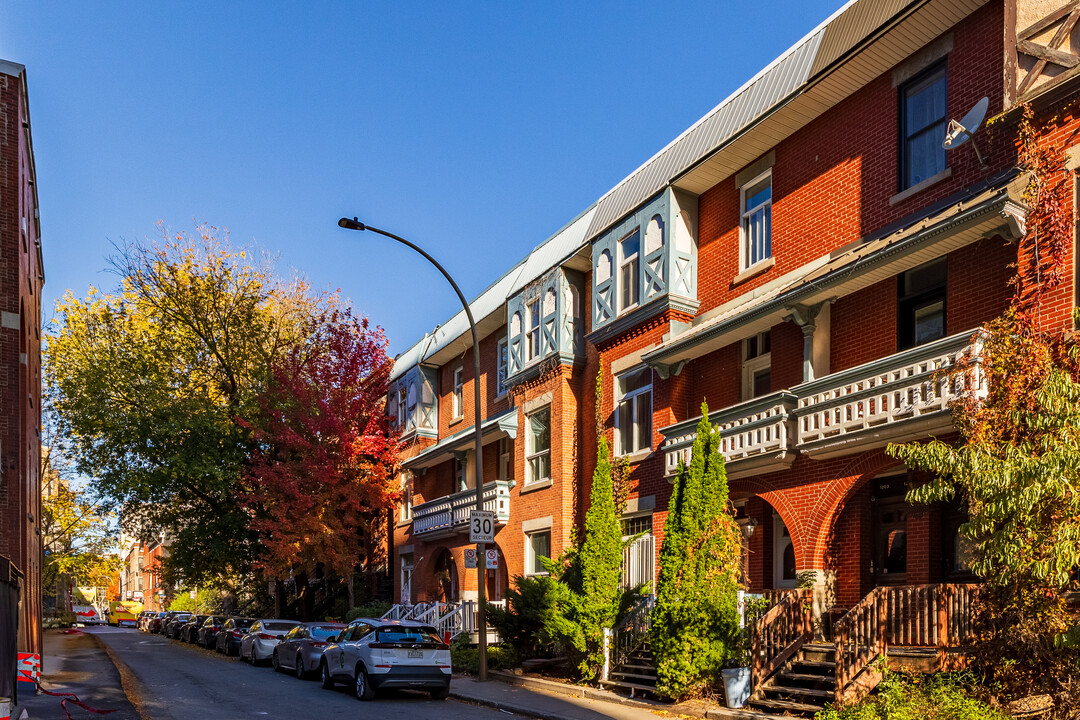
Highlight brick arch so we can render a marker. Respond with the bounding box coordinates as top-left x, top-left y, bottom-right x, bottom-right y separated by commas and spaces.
730, 477, 808, 570
805, 449, 905, 568
413, 543, 462, 602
